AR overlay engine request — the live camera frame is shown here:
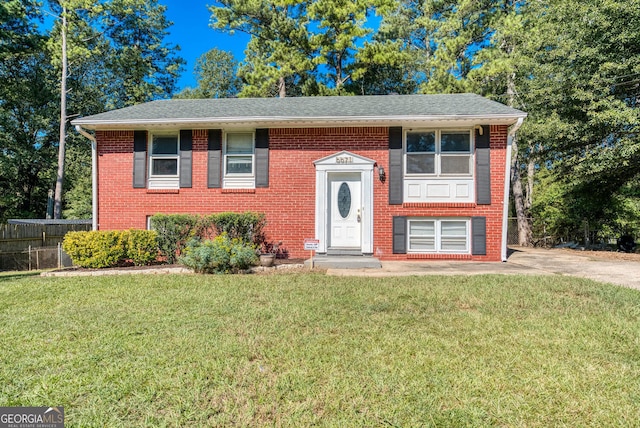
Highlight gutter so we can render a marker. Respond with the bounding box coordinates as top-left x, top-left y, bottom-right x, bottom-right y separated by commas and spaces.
71, 113, 528, 130
75, 125, 98, 231
502, 117, 525, 262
